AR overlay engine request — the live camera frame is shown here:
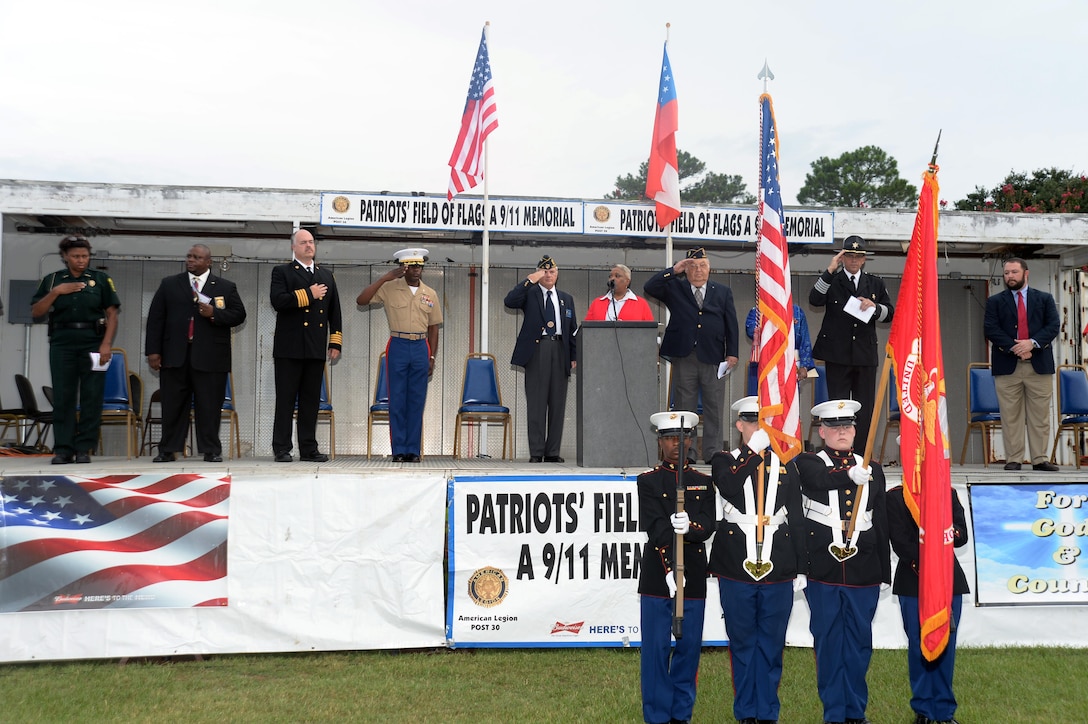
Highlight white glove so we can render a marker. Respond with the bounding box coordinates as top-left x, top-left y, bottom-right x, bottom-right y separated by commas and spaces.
670, 511, 690, 535
793, 574, 808, 592
666, 571, 684, 598
747, 429, 771, 453
848, 464, 872, 486
880, 582, 891, 592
